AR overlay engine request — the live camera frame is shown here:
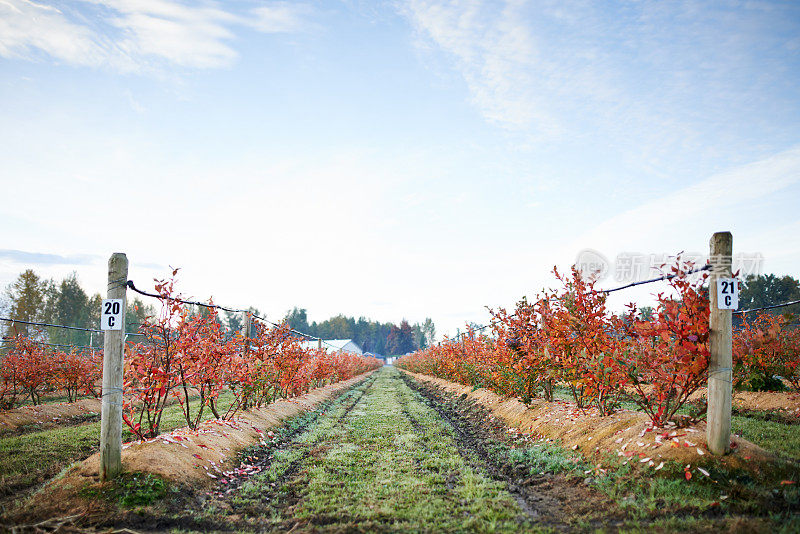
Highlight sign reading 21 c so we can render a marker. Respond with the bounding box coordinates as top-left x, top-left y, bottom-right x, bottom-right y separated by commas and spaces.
717, 278, 739, 310
101, 299, 124, 331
